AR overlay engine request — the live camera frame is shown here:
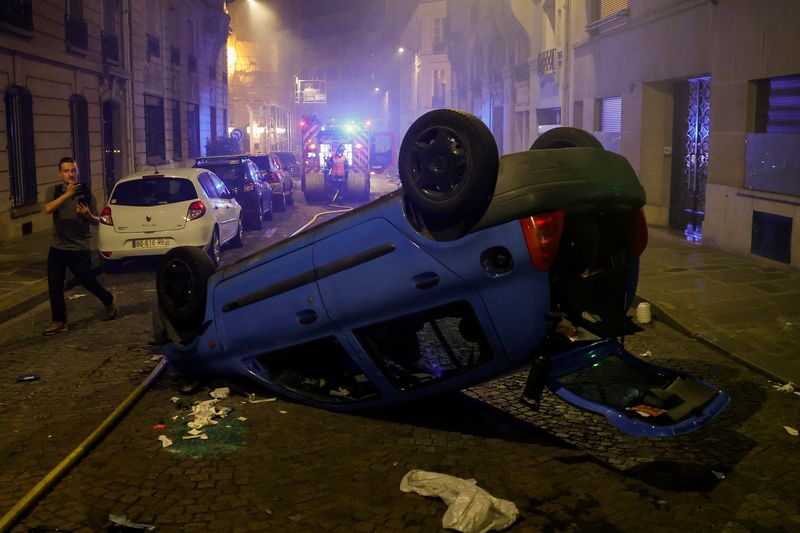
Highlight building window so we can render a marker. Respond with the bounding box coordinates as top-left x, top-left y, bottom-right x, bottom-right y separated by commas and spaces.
599, 96, 622, 132
65, 0, 88, 51
172, 100, 182, 160
0, 0, 34, 30
597, 0, 628, 20
144, 94, 166, 164
69, 94, 91, 186
102, 0, 121, 64
433, 17, 445, 53
755, 74, 800, 133
146, 33, 161, 60
432, 70, 446, 108
210, 106, 217, 141
4, 86, 38, 207
187, 103, 200, 157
